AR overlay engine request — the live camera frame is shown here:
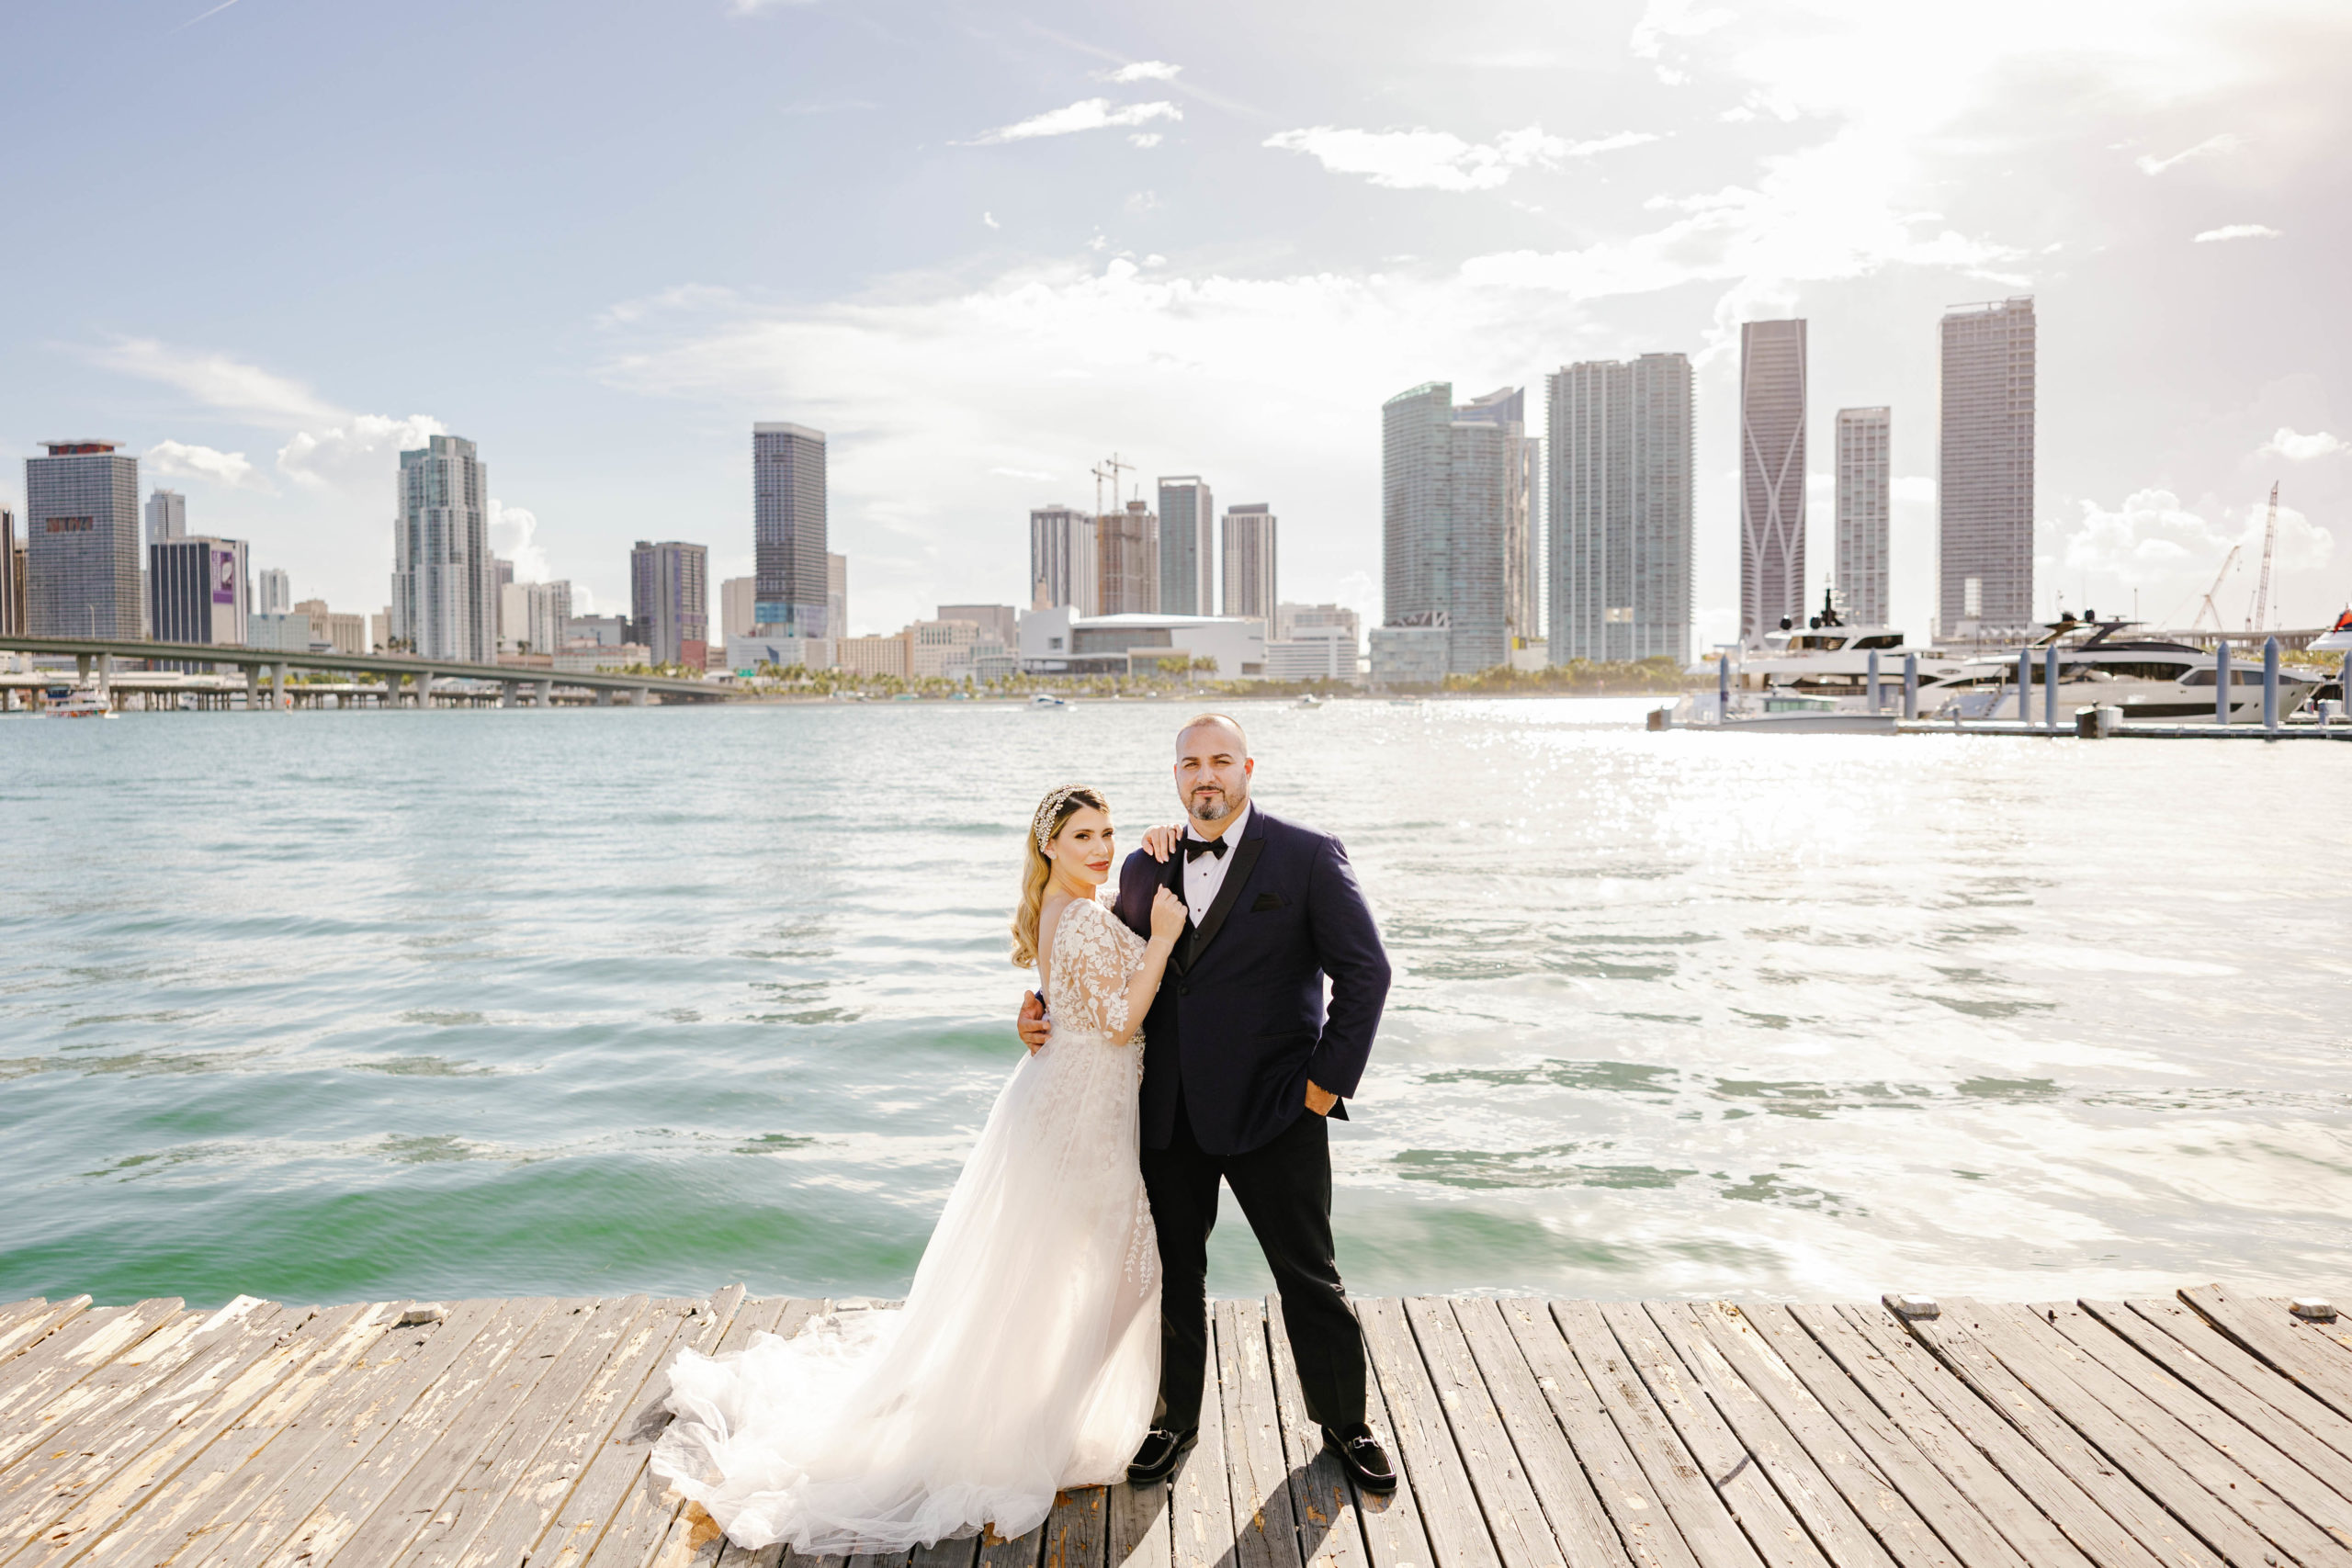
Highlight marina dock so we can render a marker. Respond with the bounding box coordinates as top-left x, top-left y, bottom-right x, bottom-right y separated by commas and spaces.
1, 1284, 2347, 1568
